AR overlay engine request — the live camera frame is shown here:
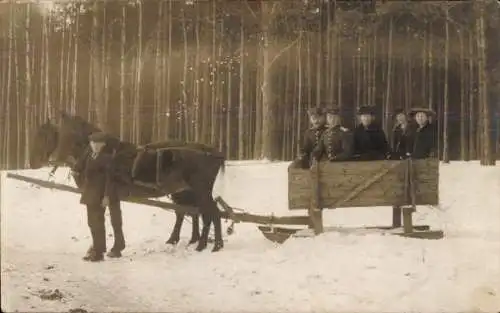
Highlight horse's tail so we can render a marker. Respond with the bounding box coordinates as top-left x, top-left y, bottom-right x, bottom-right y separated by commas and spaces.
213, 156, 226, 201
